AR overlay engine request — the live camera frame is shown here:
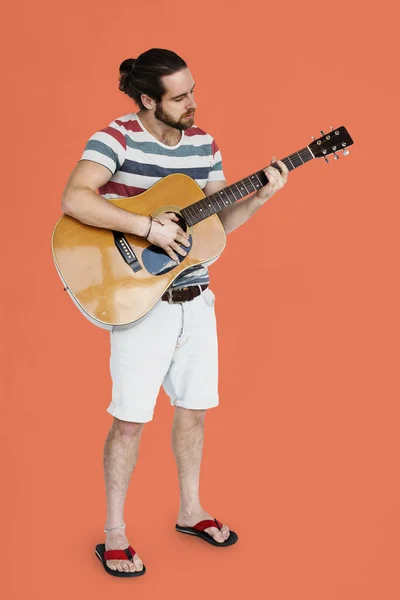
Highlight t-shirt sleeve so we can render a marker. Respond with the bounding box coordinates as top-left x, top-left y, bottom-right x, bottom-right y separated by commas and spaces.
208, 137, 225, 182
79, 121, 127, 175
